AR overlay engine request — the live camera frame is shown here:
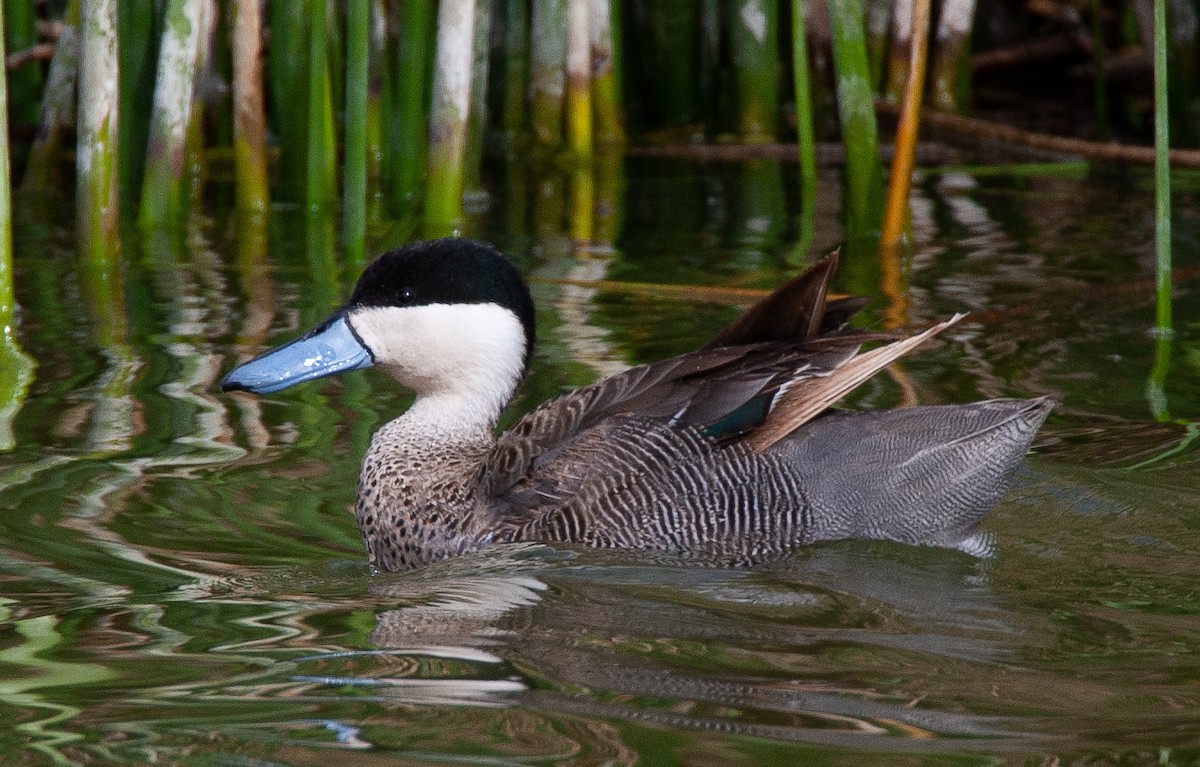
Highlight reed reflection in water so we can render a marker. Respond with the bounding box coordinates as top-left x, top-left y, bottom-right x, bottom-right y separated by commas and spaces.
2, 157, 1200, 765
